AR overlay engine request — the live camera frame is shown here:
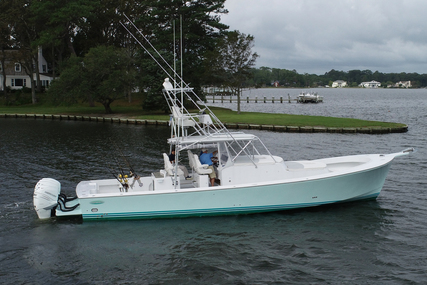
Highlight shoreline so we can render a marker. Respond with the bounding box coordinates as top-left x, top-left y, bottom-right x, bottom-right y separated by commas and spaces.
0, 113, 408, 134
